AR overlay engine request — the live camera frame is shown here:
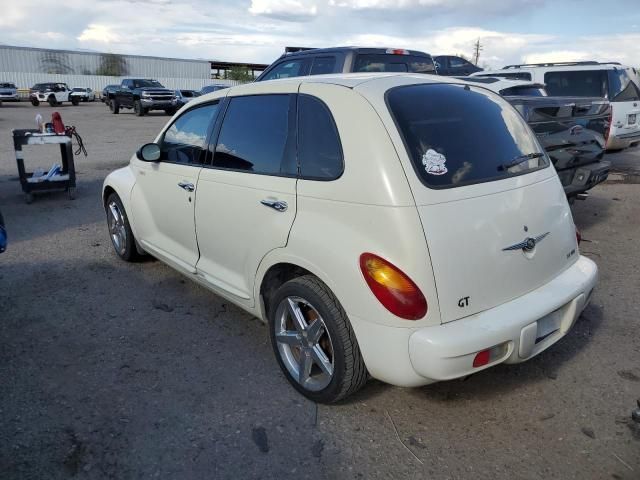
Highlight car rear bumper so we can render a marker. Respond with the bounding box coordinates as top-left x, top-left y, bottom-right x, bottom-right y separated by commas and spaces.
607, 129, 640, 149
560, 161, 610, 197
349, 255, 597, 387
